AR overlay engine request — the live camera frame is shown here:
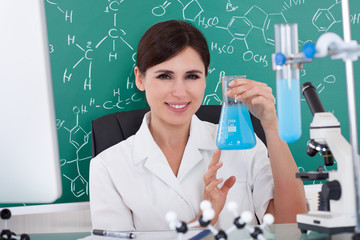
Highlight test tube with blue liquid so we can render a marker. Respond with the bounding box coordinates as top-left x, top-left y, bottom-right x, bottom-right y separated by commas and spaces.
274, 23, 302, 142
216, 75, 256, 150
